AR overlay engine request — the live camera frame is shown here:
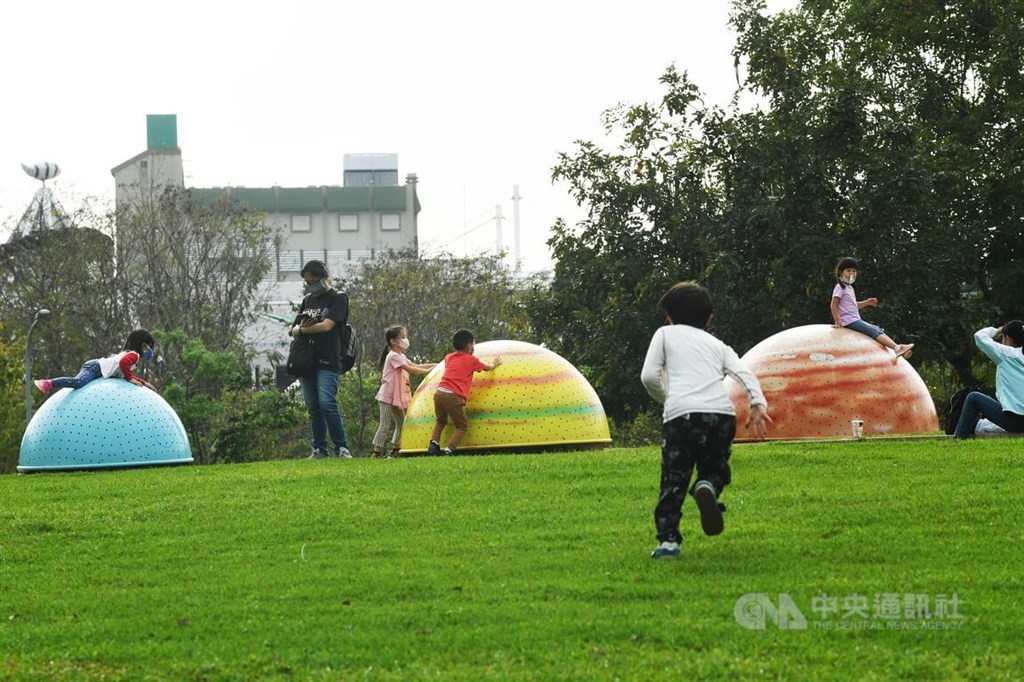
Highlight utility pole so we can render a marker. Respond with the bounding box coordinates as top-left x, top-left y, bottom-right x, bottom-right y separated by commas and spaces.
512, 184, 522, 270
495, 204, 504, 256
